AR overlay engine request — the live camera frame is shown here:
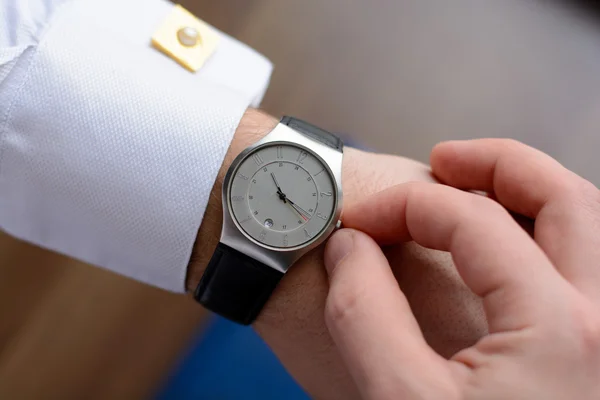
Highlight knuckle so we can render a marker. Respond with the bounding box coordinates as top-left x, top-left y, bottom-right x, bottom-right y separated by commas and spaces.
325, 286, 362, 327
489, 138, 531, 157
579, 178, 600, 198
578, 317, 600, 355
497, 138, 527, 151
555, 176, 600, 216
575, 179, 600, 212
581, 327, 600, 360
562, 175, 597, 199
569, 303, 600, 360
470, 192, 508, 217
